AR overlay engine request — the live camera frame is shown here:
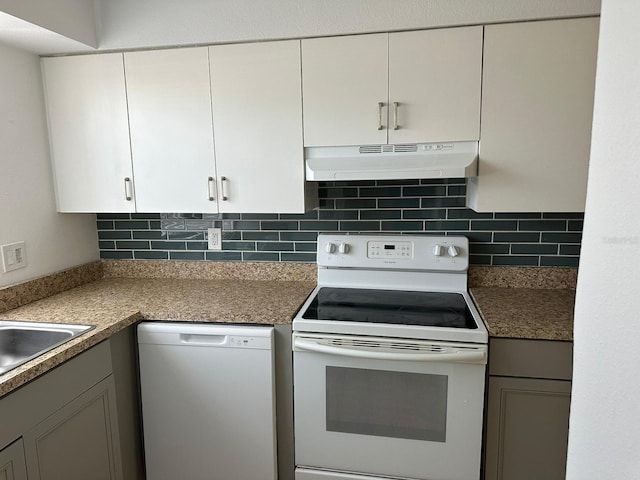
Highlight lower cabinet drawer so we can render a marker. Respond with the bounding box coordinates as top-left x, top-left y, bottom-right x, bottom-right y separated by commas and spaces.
489, 338, 573, 380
